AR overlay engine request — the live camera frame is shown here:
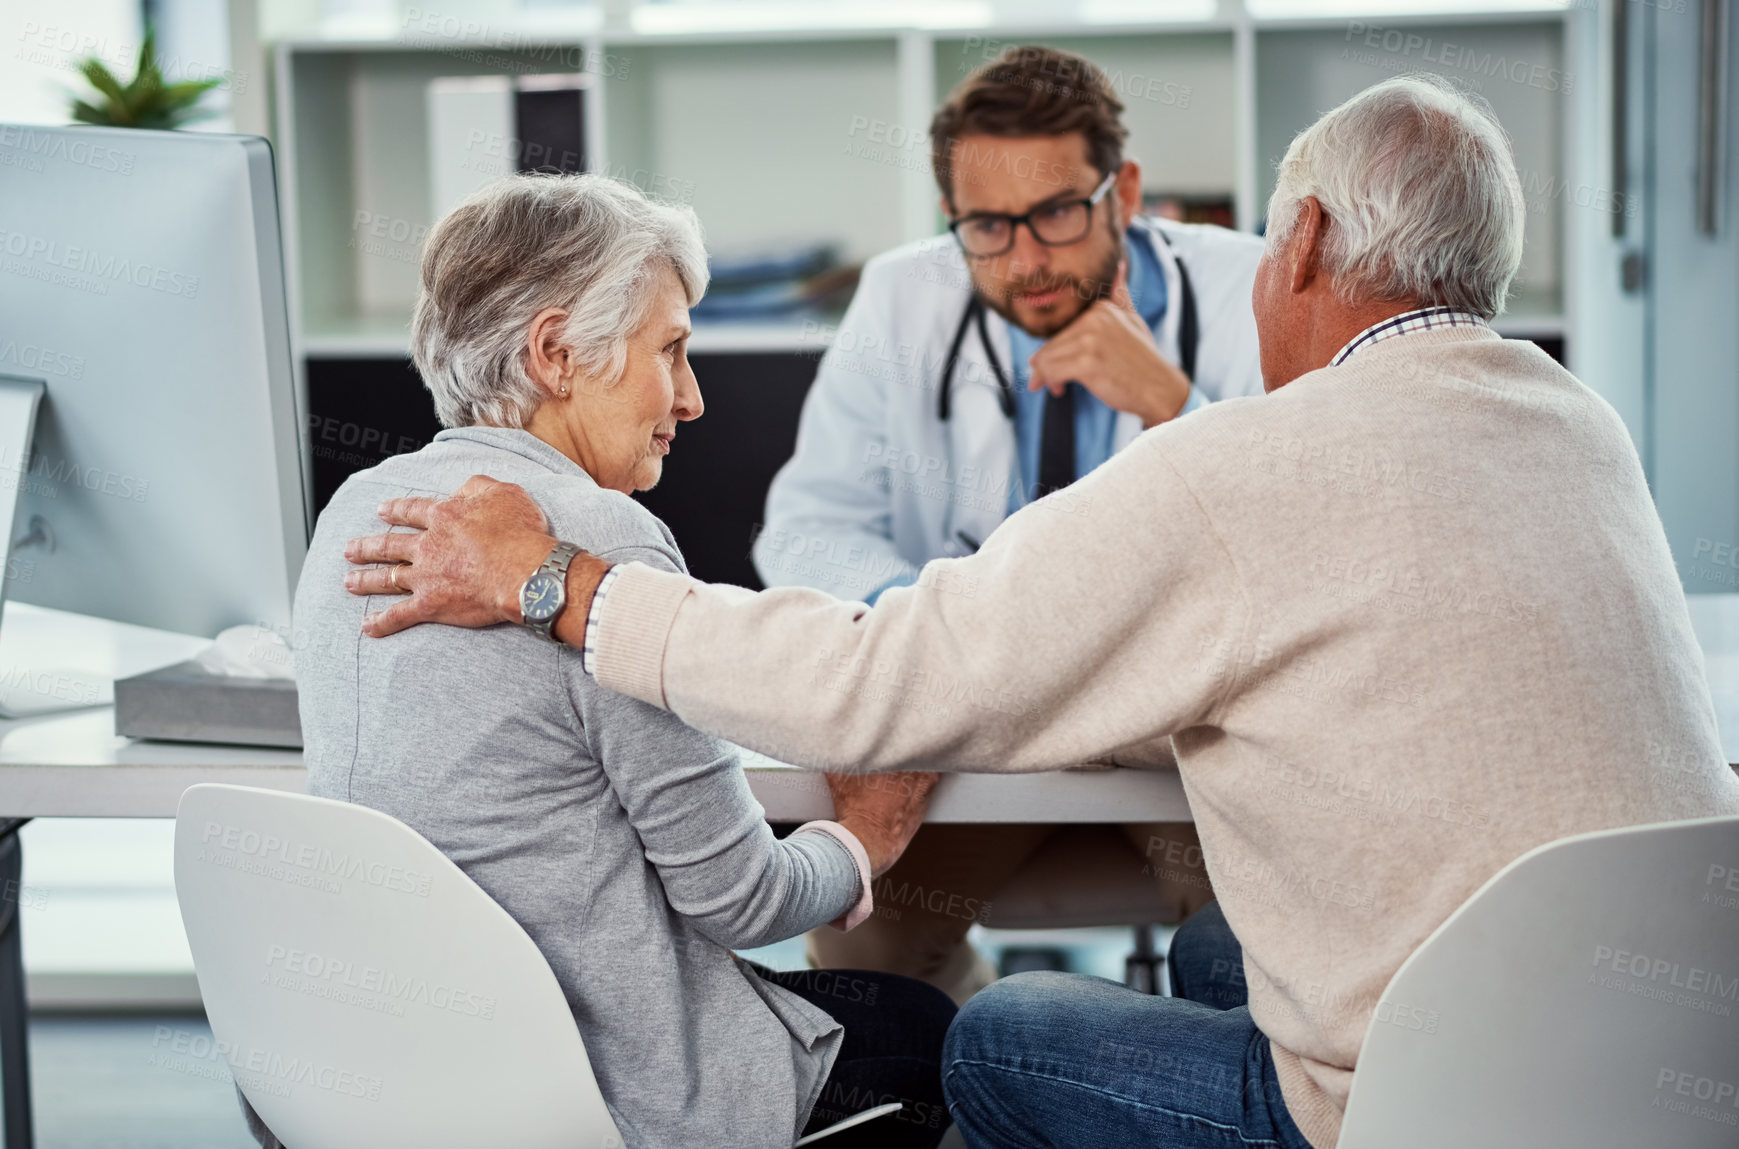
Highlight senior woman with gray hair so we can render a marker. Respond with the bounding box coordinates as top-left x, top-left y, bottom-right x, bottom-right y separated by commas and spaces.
287, 173, 956, 1149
